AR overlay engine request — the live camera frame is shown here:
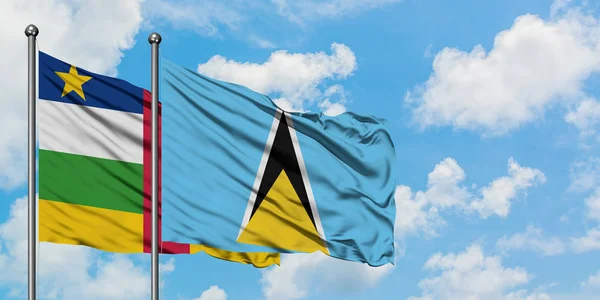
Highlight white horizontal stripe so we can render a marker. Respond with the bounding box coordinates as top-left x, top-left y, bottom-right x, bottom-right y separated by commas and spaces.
38, 99, 144, 163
